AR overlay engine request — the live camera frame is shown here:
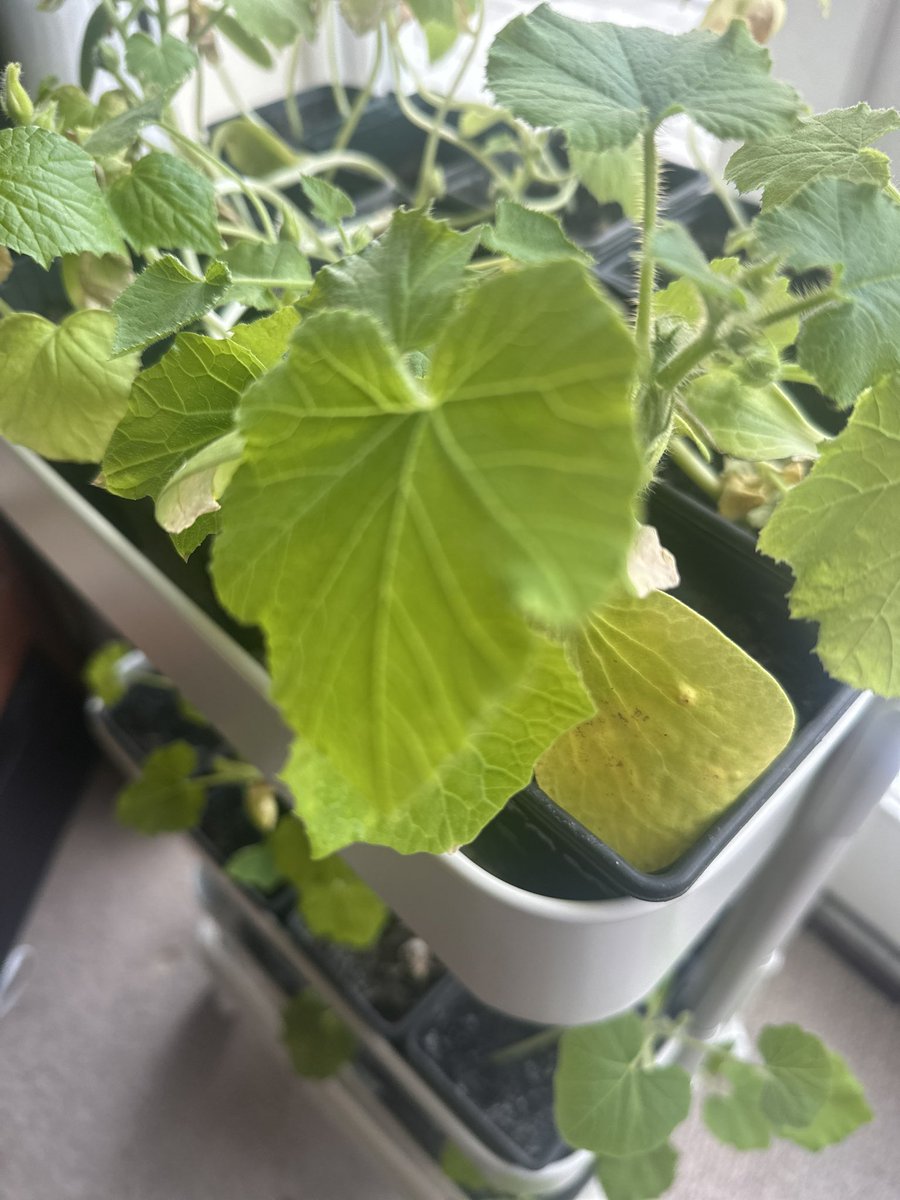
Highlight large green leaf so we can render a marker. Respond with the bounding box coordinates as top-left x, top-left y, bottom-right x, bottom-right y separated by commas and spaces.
268, 817, 387, 947
104, 310, 297, 552
595, 1143, 678, 1200
759, 378, 900, 695
556, 1014, 692, 1157
213, 259, 638, 831
486, 6, 802, 154
683, 372, 826, 461
110, 255, 231, 356
0, 311, 138, 461
303, 209, 480, 354
753, 179, 900, 406
124, 32, 198, 95
703, 1059, 772, 1150
536, 591, 796, 871
116, 741, 205, 833
758, 1025, 832, 1128
281, 992, 356, 1078
727, 104, 900, 210
283, 632, 592, 857
108, 152, 222, 256
0, 126, 123, 268
779, 1050, 872, 1151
